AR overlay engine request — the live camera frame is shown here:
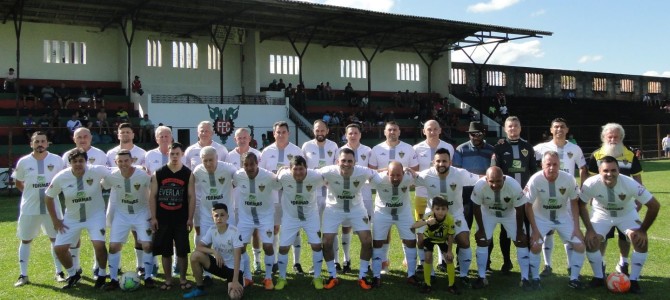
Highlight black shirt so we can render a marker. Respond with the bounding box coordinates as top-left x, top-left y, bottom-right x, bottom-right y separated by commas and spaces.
155, 164, 191, 221
493, 138, 537, 187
